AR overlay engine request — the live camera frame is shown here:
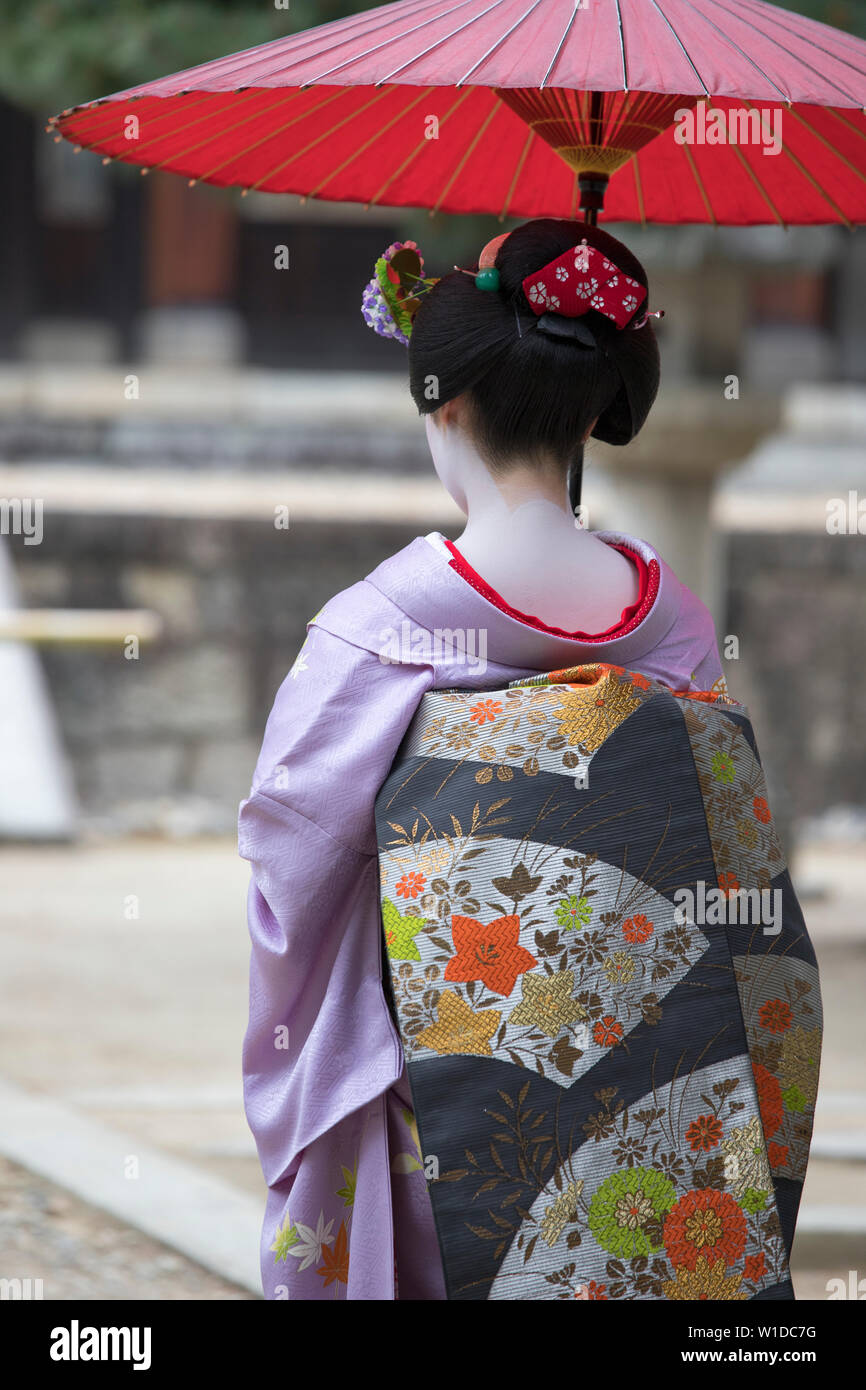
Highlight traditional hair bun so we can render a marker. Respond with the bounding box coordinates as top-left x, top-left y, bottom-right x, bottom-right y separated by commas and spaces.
407, 218, 661, 494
